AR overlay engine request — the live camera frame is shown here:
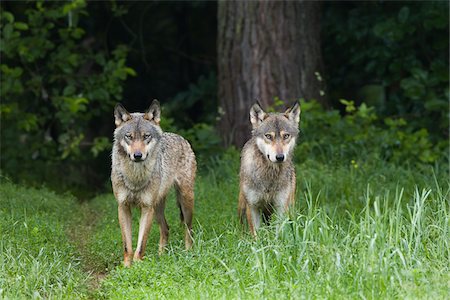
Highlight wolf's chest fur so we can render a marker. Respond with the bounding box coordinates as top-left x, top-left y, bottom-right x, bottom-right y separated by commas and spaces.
111, 140, 161, 204
116, 157, 156, 191
241, 151, 292, 204
245, 162, 291, 203
251, 163, 285, 191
